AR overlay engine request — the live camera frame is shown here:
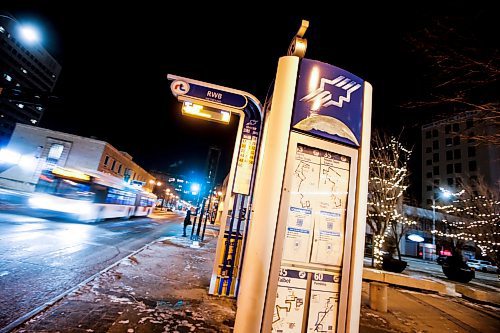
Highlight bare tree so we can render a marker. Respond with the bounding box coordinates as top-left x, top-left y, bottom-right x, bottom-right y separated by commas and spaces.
406, 18, 500, 145
434, 177, 500, 266
389, 209, 416, 261
367, 131, 413, 267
